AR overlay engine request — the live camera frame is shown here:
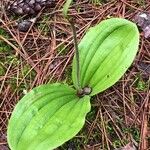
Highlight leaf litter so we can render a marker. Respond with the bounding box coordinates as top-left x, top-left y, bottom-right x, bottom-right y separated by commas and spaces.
0, 0, 150, 149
